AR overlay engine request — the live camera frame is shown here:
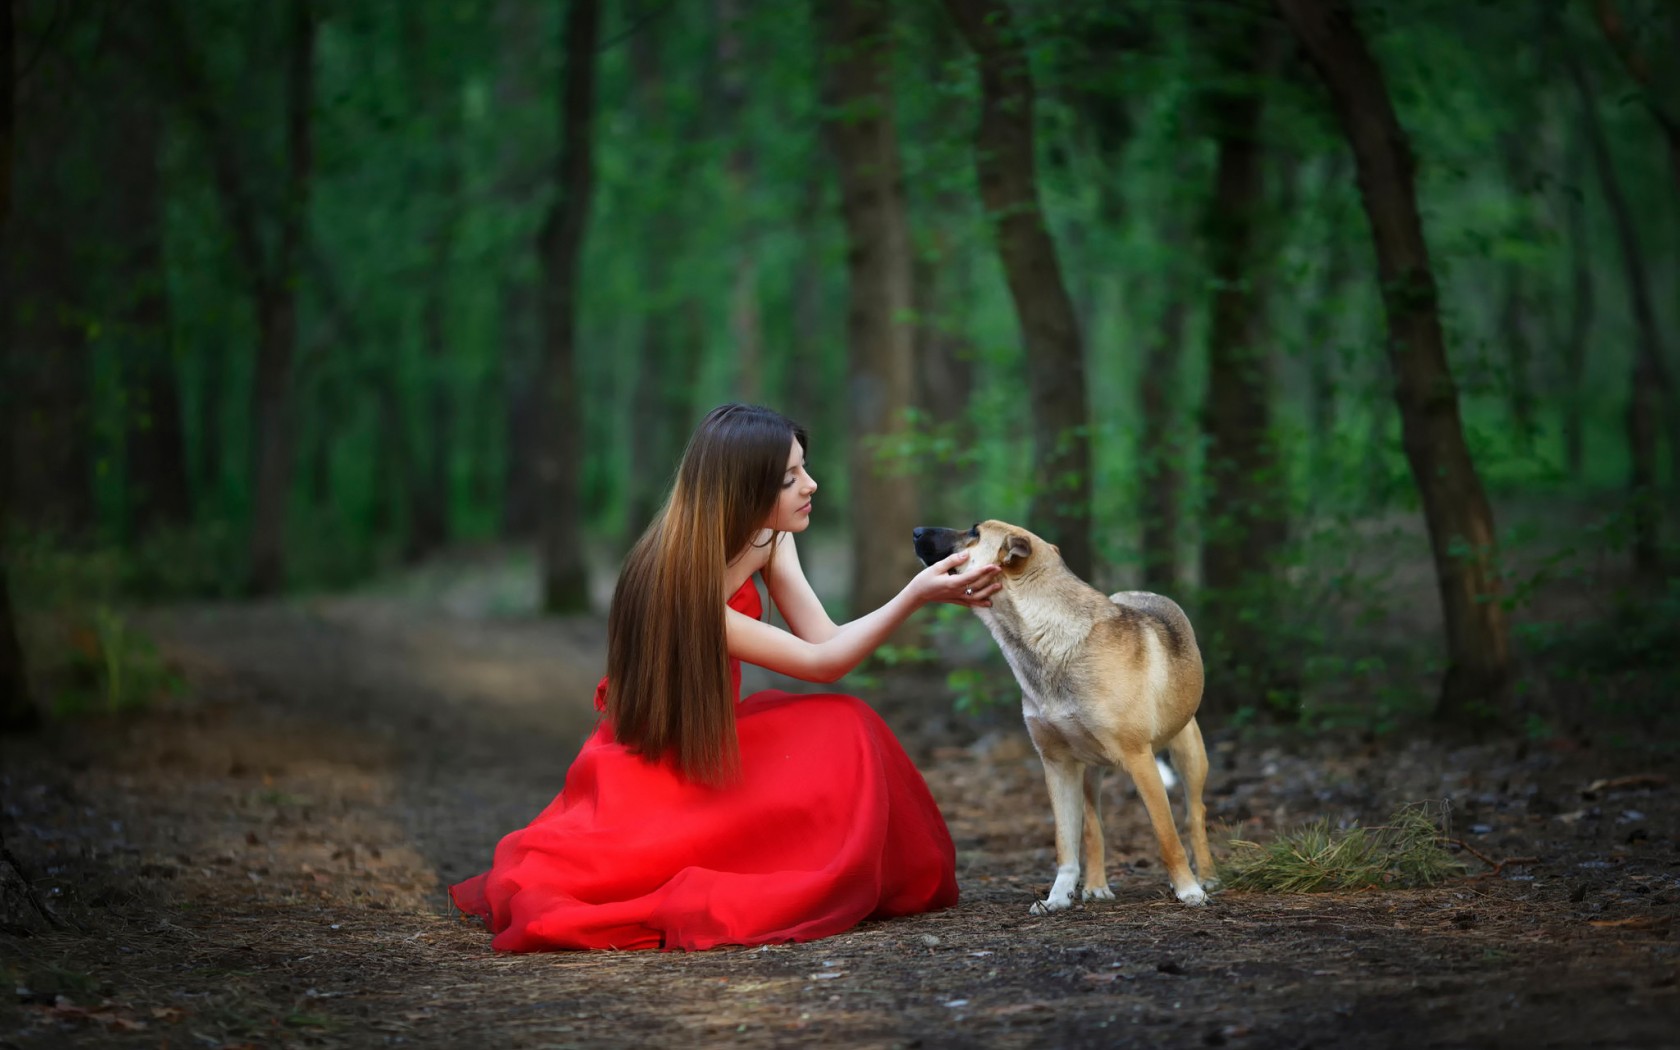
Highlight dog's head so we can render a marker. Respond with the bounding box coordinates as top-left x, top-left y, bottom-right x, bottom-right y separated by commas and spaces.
911, 520, 1059, 579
